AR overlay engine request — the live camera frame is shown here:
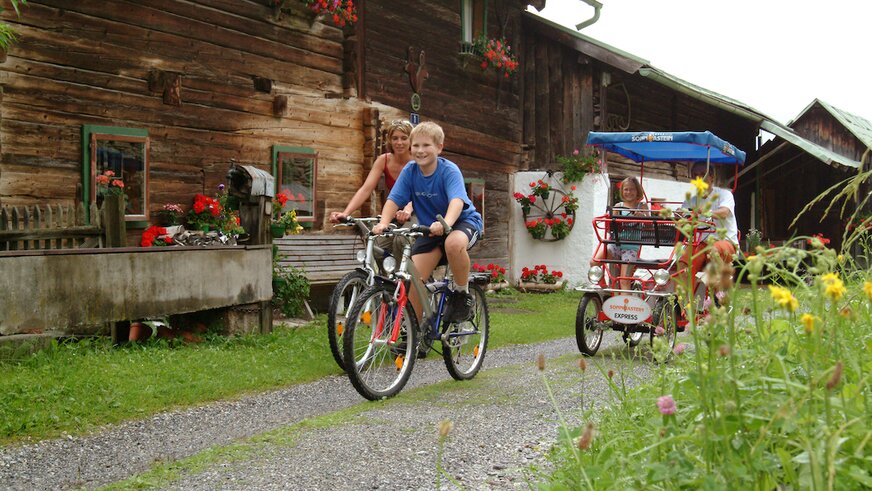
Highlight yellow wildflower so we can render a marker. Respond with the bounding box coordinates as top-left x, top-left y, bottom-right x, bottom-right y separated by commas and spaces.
864, 281, 872, 301
820, 273, 846, 301
800, 314, 816, 334
691, 177, 709, 195
768, 285, 798, 312
820, 272, 840, 285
